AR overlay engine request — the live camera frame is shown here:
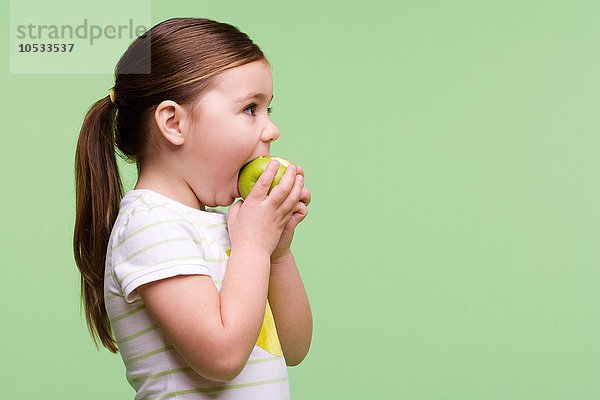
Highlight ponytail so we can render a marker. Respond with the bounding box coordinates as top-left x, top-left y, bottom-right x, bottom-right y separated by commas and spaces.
73, 94, 123, 353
